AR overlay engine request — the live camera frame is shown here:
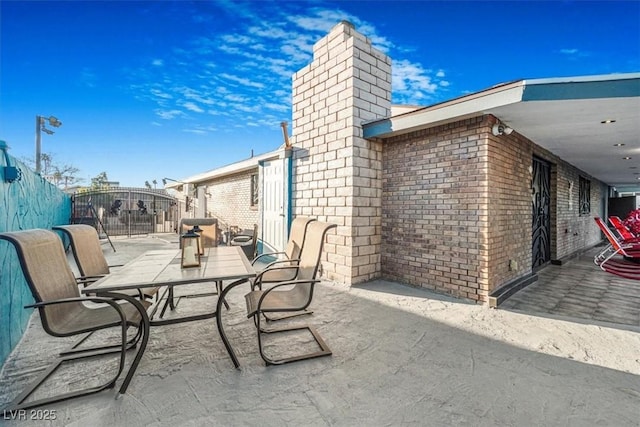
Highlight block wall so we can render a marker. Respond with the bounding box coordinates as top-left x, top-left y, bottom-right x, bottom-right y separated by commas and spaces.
290, 21, 391, 284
